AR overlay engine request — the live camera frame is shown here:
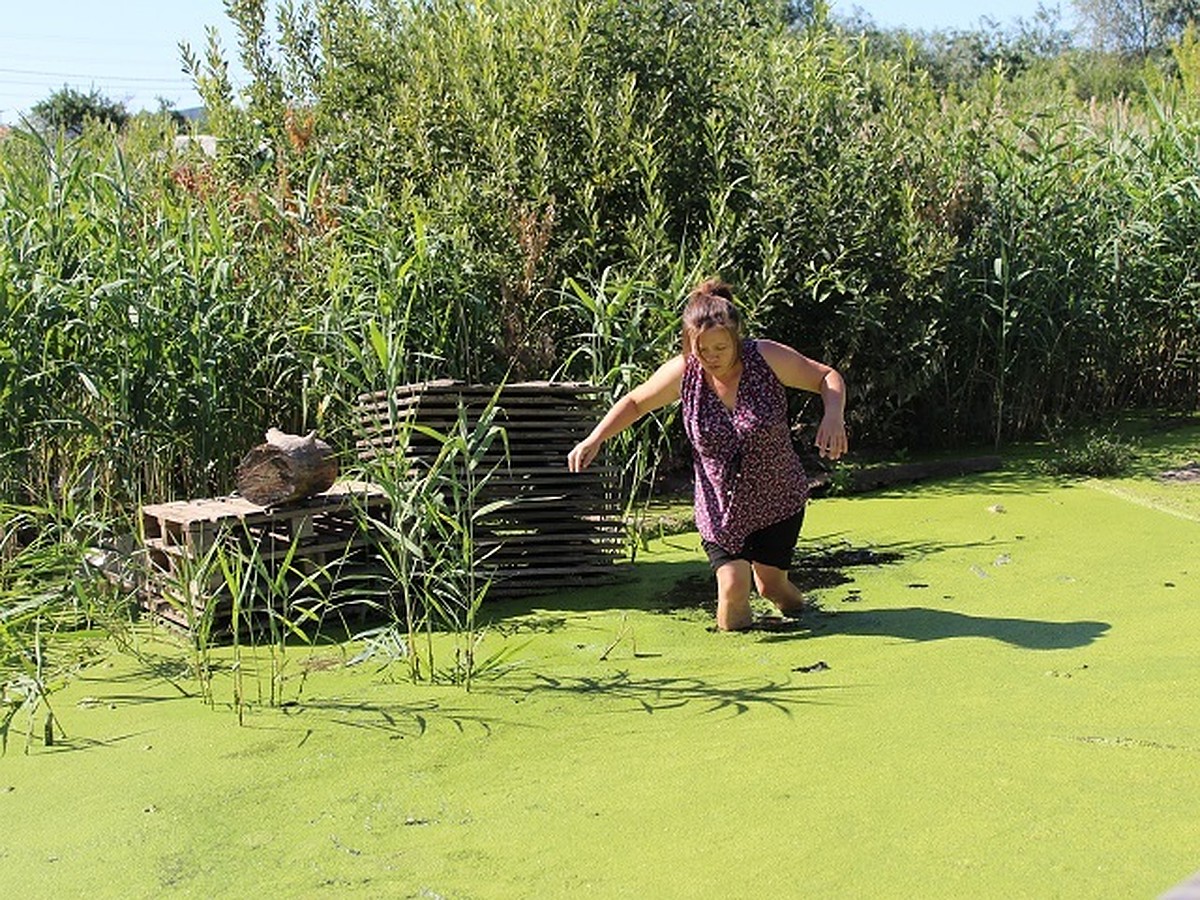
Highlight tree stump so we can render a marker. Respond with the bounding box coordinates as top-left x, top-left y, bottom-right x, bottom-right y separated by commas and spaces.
236, 429, 338, 507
